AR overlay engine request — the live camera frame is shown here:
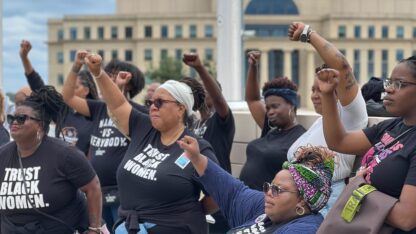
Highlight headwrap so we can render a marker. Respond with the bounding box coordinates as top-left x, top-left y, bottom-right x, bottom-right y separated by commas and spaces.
282, 155, 334, 212
158, 80, 194, 117
263, 88, 298, 107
